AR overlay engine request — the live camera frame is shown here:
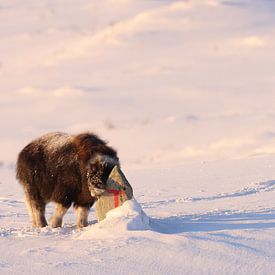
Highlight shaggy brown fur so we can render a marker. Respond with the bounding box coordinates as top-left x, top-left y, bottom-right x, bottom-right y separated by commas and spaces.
16, 132, 119, 228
